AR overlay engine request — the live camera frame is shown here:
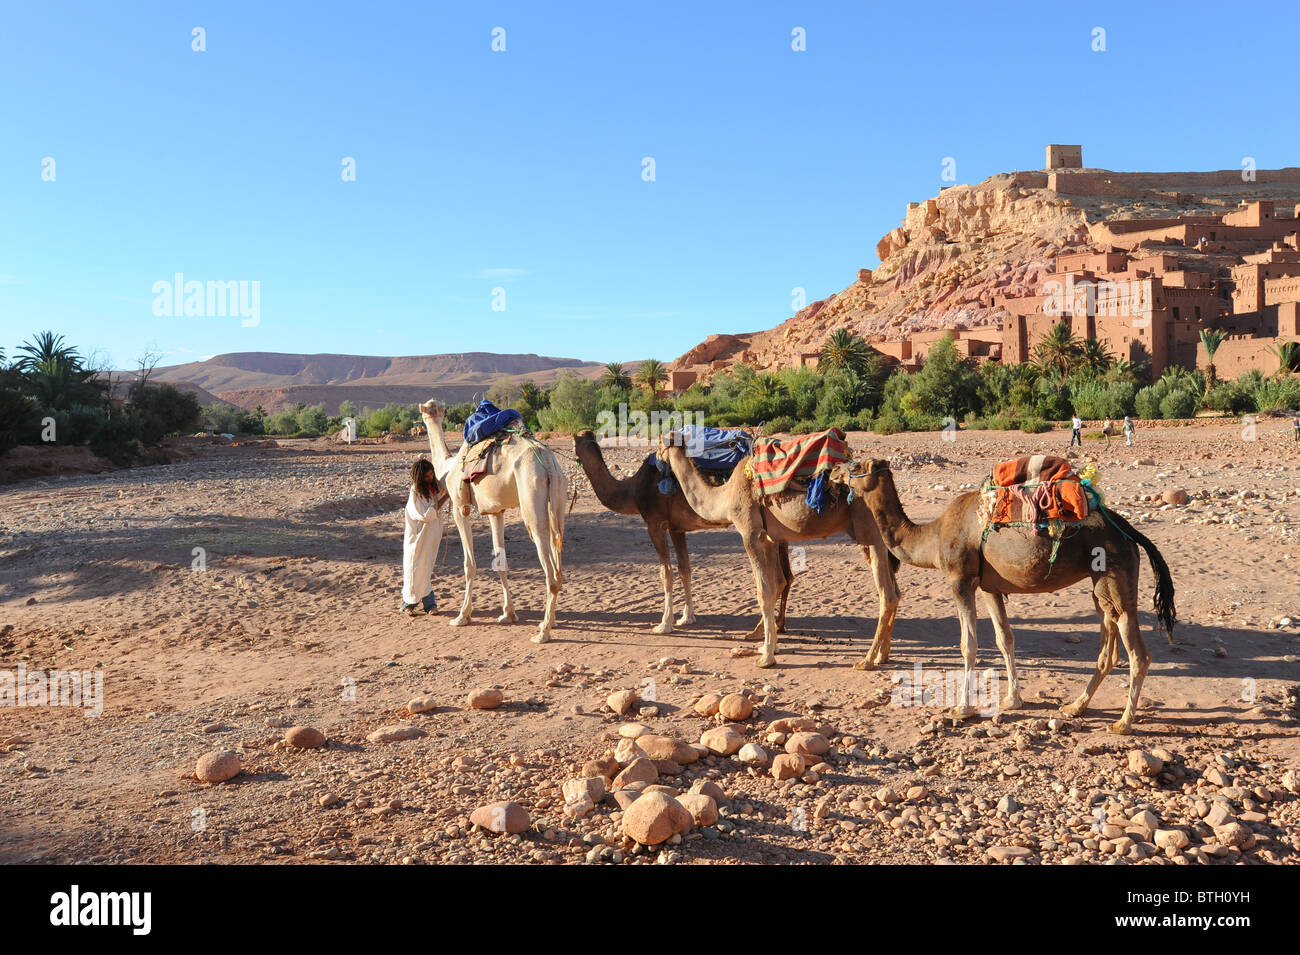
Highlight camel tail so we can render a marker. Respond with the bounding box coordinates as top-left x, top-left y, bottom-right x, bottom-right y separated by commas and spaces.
1105, 507, 1176, 643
